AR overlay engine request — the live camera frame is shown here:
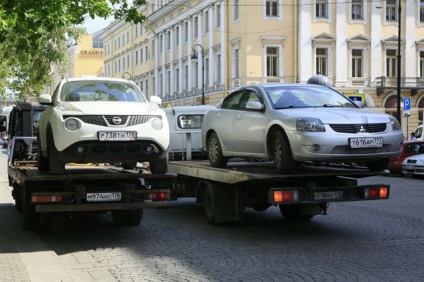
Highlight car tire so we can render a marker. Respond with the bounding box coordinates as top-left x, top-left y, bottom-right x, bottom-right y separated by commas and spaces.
47, 128, 65, 175
37, 131, 48, 171
365, 158, 389, 171
207, 132, 228, 168
150, 157, 168, 174
272, 130, 296, 174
